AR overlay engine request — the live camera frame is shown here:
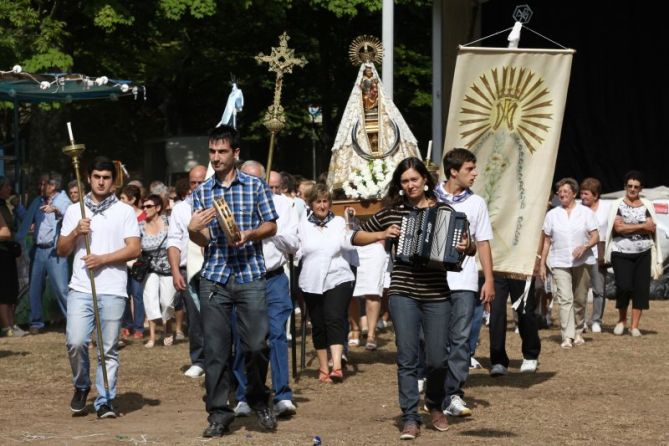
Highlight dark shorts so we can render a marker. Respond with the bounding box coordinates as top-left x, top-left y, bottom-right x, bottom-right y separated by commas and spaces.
0, 250, 19, 304
612, 249, 651, 310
